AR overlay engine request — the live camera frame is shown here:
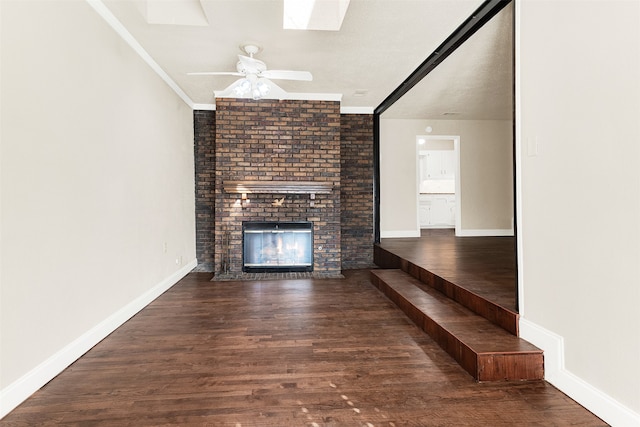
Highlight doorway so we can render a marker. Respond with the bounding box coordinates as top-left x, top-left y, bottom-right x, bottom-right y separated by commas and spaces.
416, 135, 460, 235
